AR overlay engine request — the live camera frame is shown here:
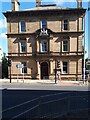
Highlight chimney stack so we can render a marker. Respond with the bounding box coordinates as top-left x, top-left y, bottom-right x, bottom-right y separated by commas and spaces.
11, 0, 20, 11
36, 0, 41, 7
77, 0, 82, 8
